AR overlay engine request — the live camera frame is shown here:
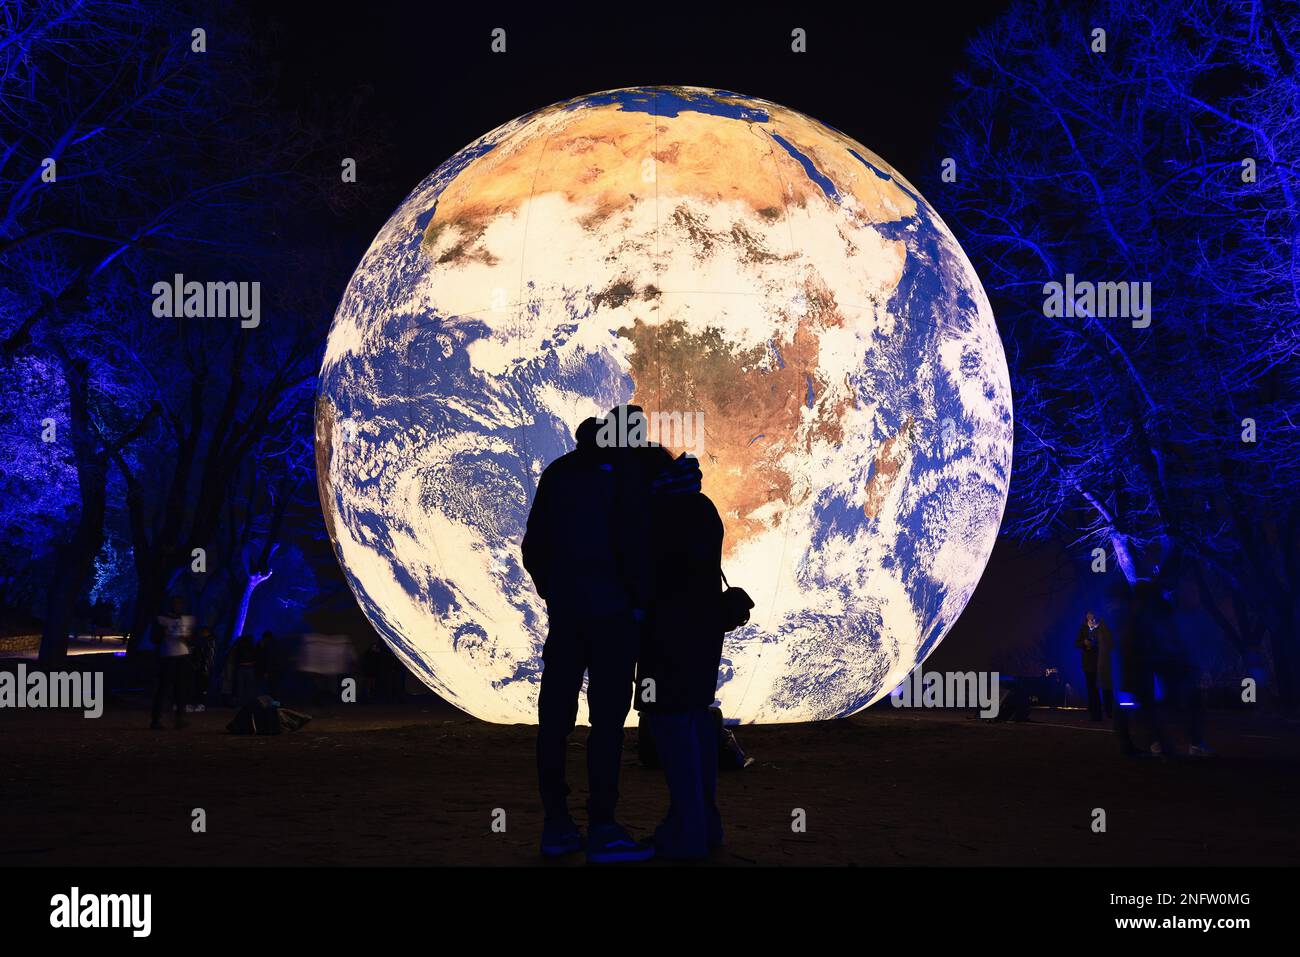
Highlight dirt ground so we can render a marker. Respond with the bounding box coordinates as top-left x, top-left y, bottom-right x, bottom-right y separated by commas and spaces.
2, 697, 1297, 867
